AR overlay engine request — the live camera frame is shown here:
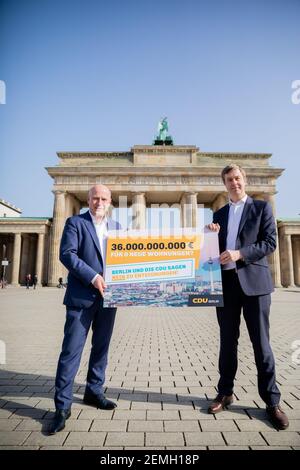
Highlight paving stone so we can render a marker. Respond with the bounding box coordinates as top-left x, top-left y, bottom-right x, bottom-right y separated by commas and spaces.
128, 421, 163, 432
214, 410, 250, 420
0, 419, 22, 431
208, 446, 250, 450
283, 400, 300, 409
24, 431, 69, 446
131, 402, 162, 410
83, 446, 124, 450
146, 432, 184, 447
164, 420, 200, 432
113, 410, 146, 420
166, 446, 207, 450
77, 409, 114, 420
234, 419, 276, 432
3, 398, 41, 408
0, 431, 30, 445
0, 446, 40, 450
12, 408, 47, 419
40, 446, 82, 450
185, 431, 224, 446
125, 447, 165, 450
0, 409, 16, 418
261, 432, 300, 446
182, 410, 214, 420
223, 431, 266, 445
64, 431, 106, 446
162, 403, 195, 410
91, 420, 127, 432
16, 419, 91, 432
147, 410, 179, 420
106, 432, 144, 447
200, 420, 238, 431
250, 446, 292, 450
